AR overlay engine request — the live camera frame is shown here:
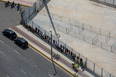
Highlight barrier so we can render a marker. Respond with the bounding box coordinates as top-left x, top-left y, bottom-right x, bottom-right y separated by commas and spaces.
90, 0, 116, 8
